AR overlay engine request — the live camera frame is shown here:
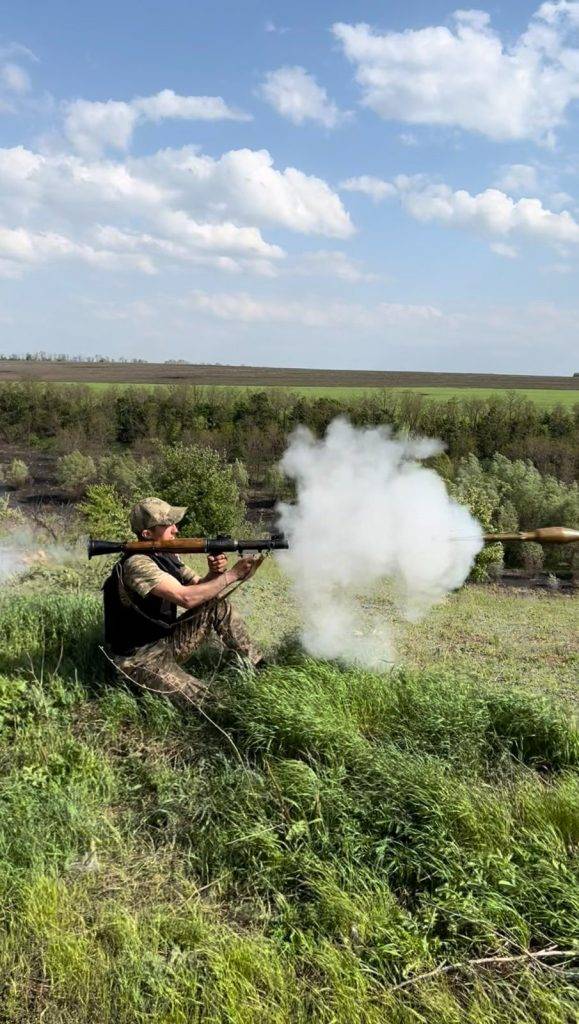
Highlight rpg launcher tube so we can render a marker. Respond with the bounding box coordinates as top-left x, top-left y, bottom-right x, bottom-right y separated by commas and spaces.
87, 533, 289, 559
482, 526, 579, 545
